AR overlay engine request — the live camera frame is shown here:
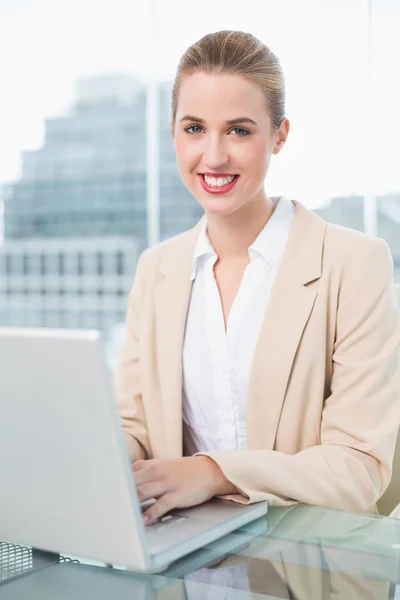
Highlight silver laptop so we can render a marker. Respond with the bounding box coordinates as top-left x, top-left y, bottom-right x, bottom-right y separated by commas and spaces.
0, 327, 268, 572
1, 518, 269, 598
